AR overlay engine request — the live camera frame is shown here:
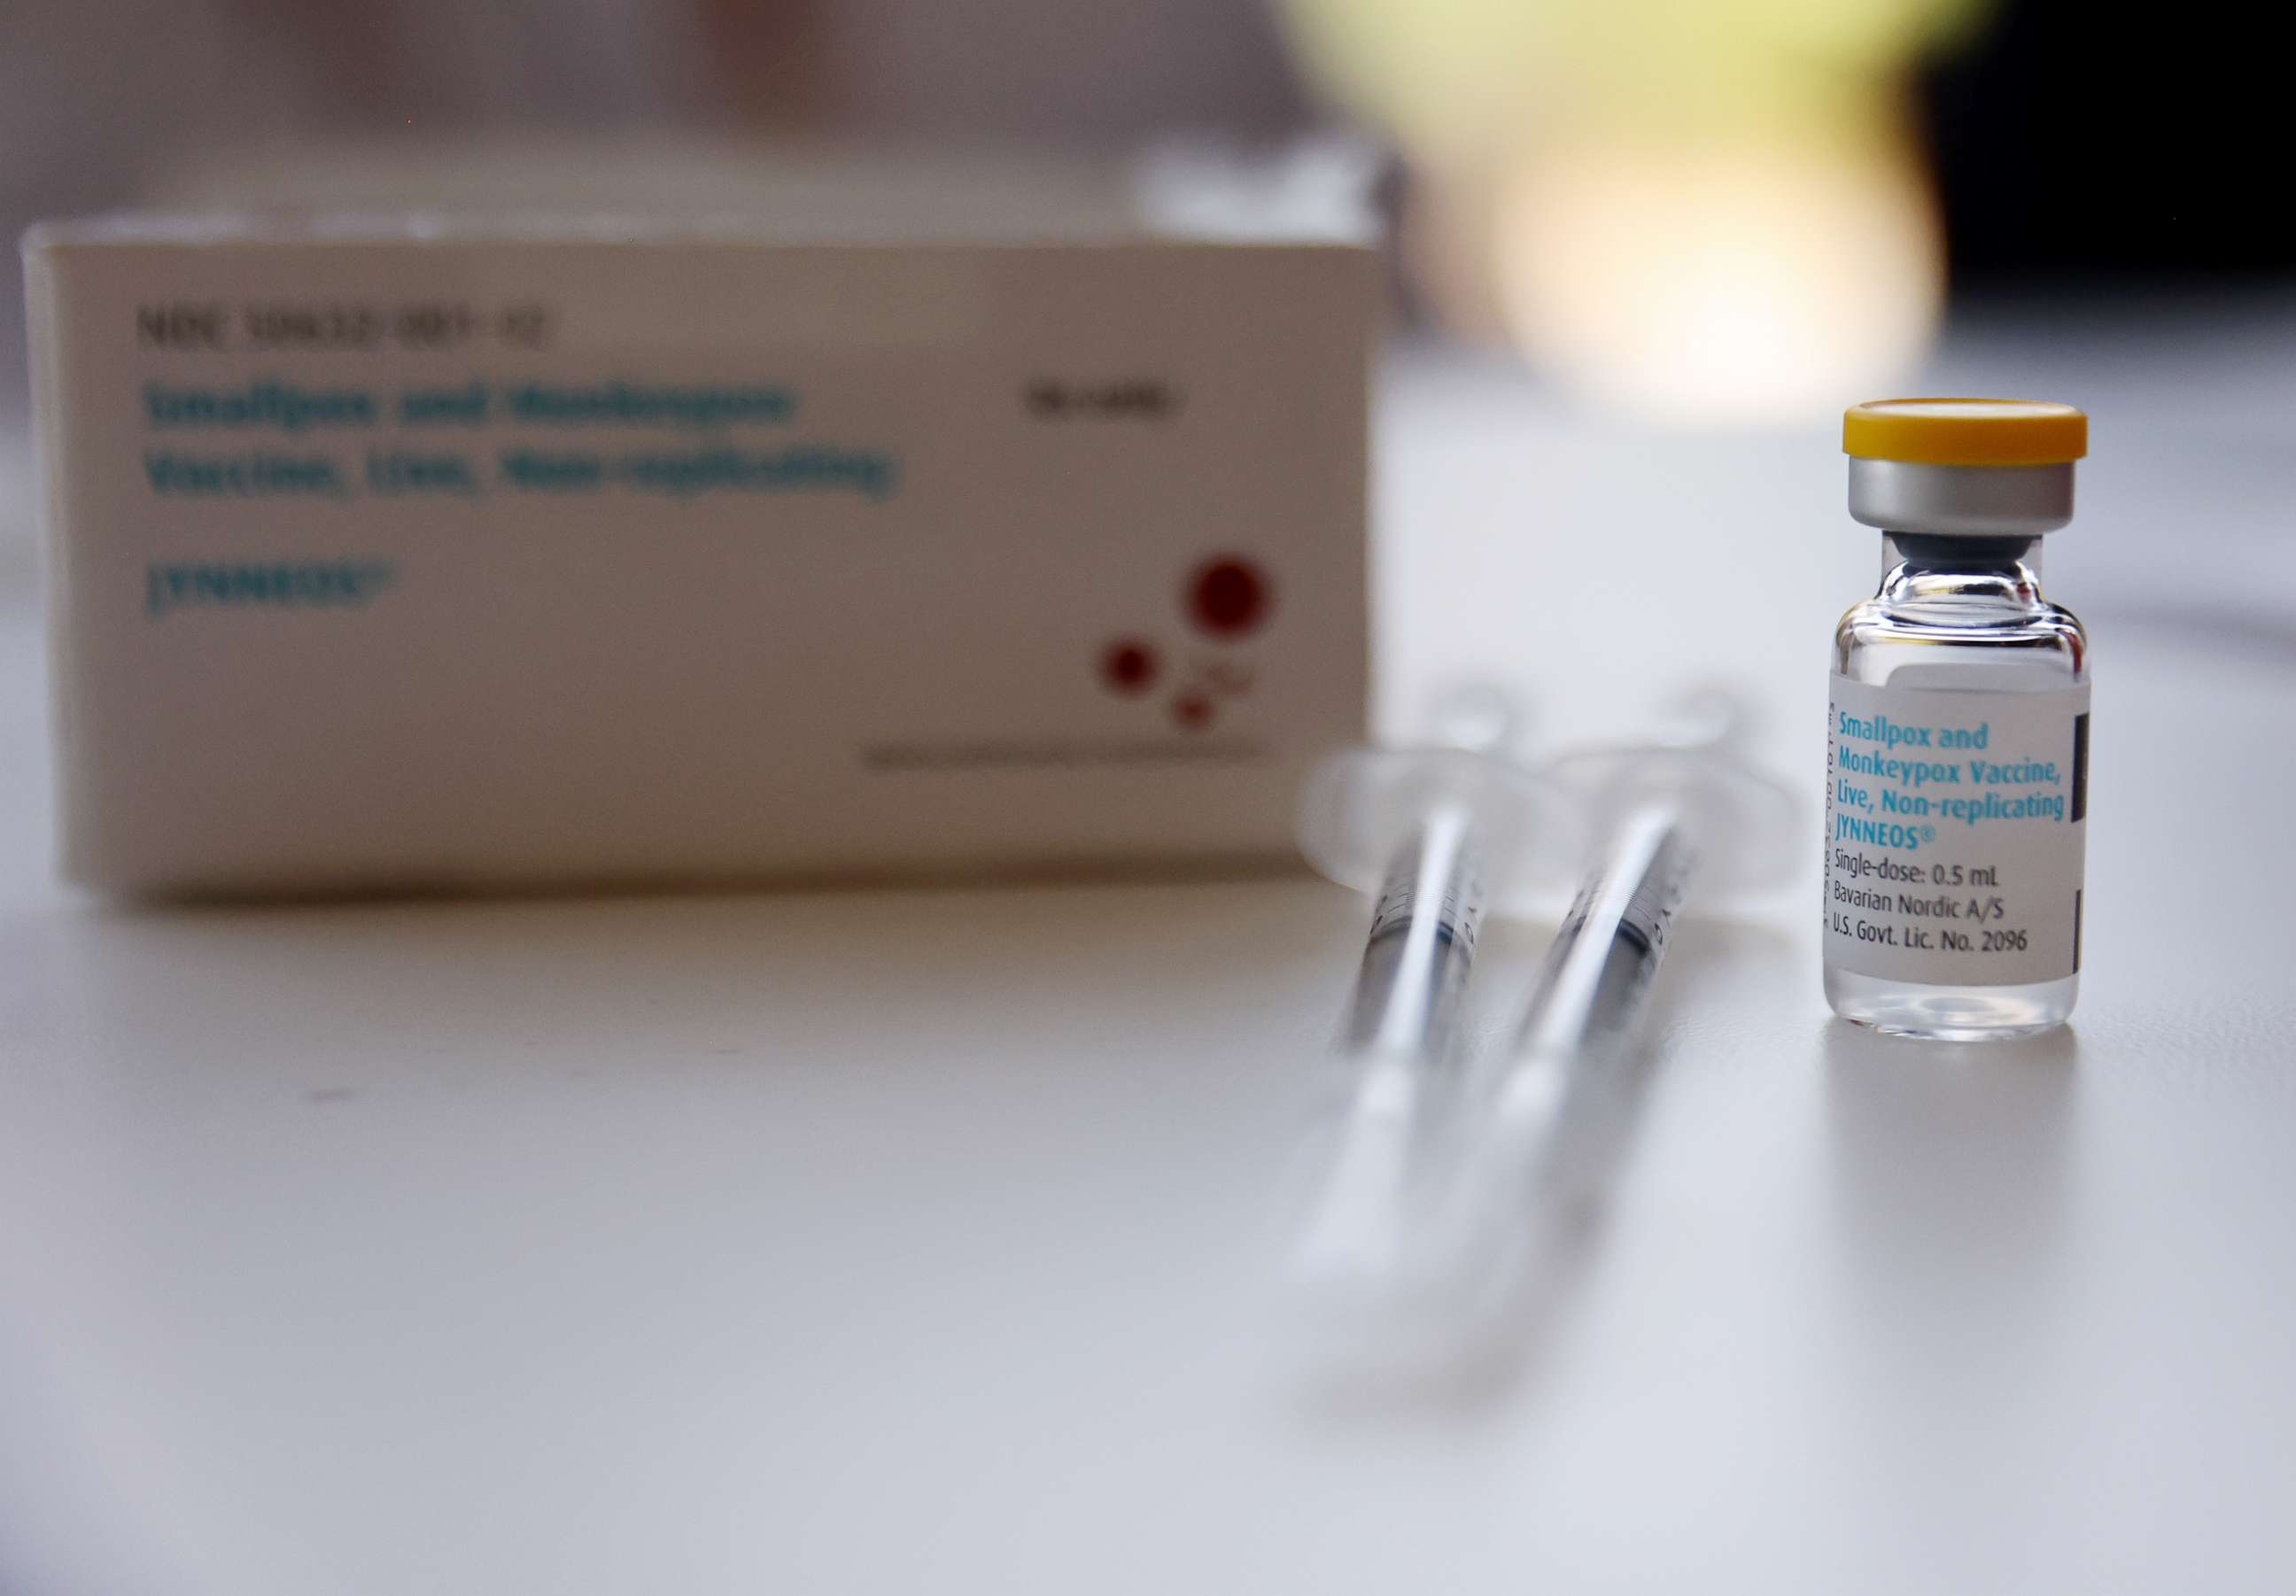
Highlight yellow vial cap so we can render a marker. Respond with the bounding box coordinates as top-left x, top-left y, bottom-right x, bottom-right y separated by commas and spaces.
1843, 399, 2088, 468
